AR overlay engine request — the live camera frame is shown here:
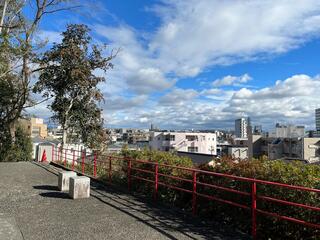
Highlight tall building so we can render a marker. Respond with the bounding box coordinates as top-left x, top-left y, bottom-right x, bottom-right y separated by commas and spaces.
235, 117, 250, 138
316, 108, 320, 133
